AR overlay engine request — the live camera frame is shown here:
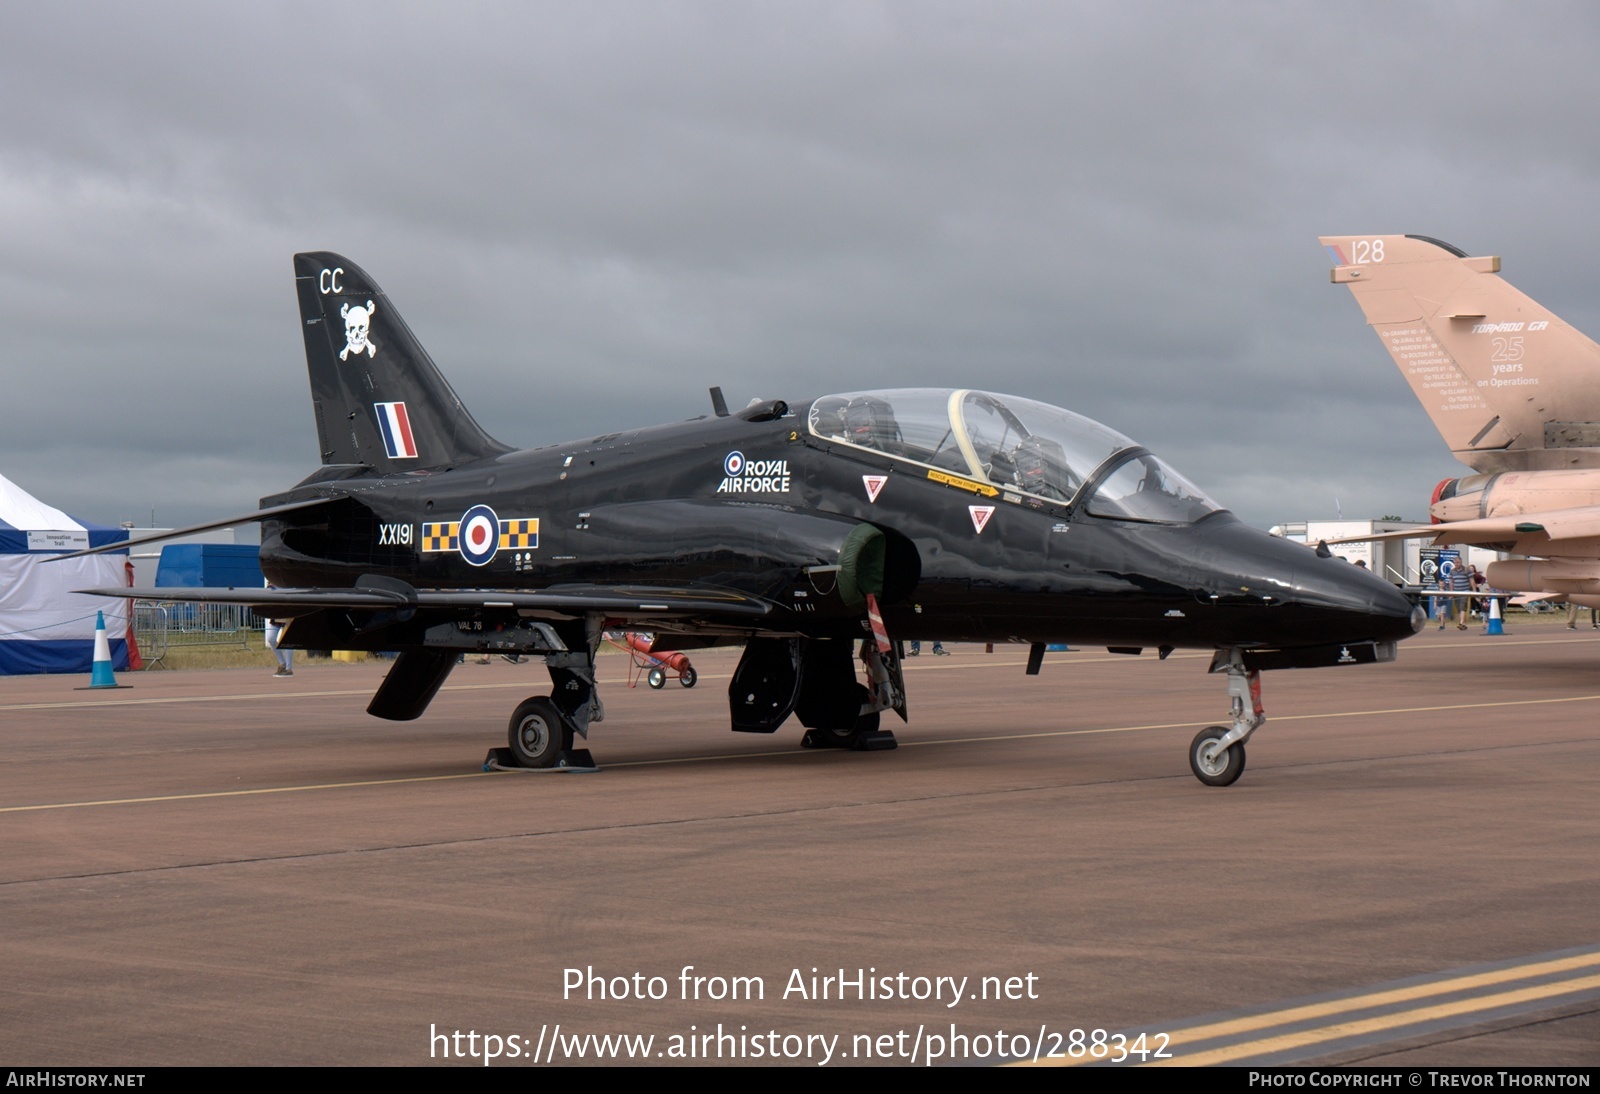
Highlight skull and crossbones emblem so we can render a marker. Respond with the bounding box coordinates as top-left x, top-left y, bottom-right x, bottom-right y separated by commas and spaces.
340, 300, 378, 361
